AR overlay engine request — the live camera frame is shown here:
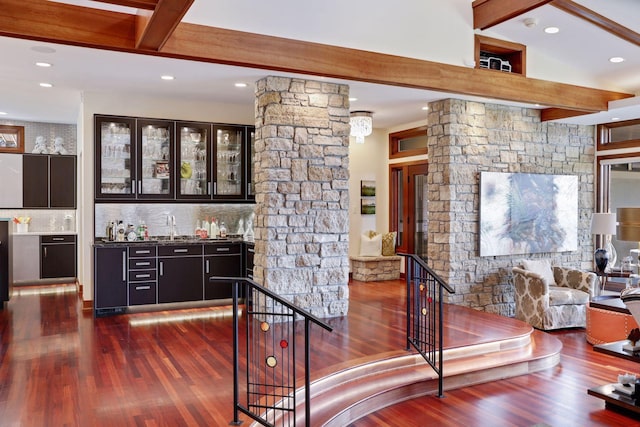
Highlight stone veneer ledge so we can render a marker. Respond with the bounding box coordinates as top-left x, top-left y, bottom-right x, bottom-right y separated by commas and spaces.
253, 76, 350, 317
